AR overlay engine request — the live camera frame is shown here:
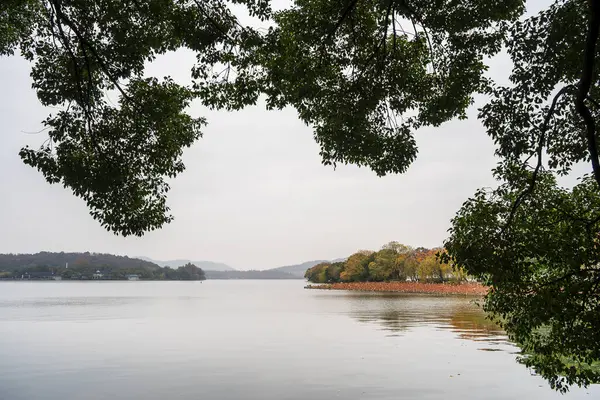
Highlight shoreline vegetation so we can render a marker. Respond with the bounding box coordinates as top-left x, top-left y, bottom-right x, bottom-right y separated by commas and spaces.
303, 242, 488, 296
0, 253, 206, 281
304, 281, 487, 296
304, 242, 470, 286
